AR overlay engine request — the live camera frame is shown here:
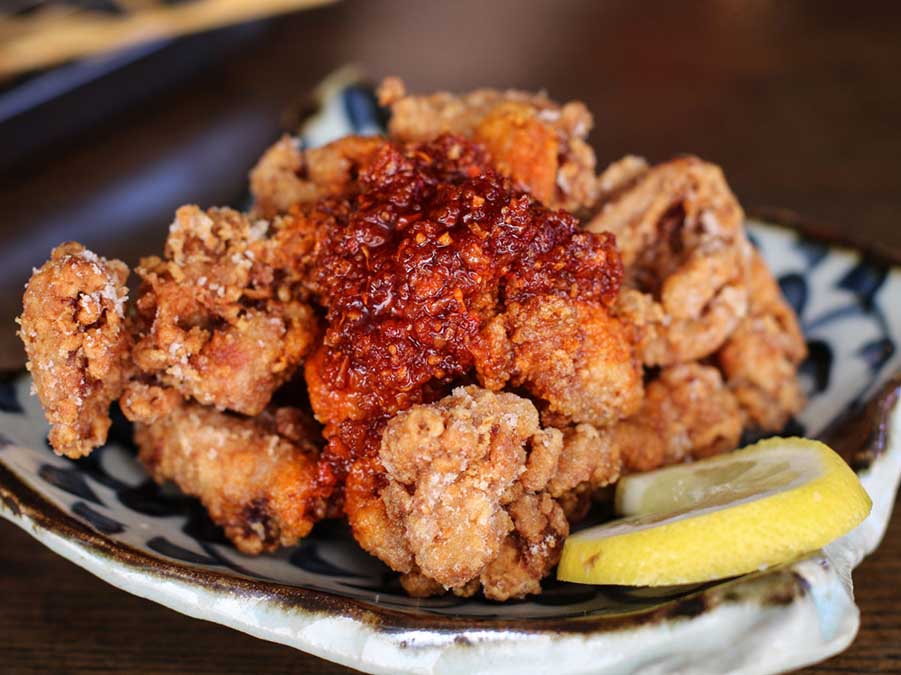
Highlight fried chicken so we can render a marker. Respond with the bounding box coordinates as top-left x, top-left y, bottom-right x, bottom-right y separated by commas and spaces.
135, 402, 326, 555
378, 77, 599, 213
366, 386, 584, 600
587, 156, 753, 366
20, 206, 322, 454
474, 296, 642, 427
18, 243, 131, 458
299, 134, 624, 432
608, 364, 744, 473
345, 386, 621, 600
347, 387, 621, 600
131, 205, 319, 416
249, 135, 384, 219
718, 250, 807, 430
